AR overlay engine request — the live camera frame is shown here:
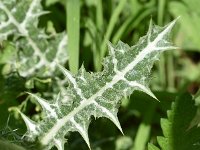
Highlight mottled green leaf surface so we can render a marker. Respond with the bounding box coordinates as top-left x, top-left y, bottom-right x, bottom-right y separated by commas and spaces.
0, 0, 68, 78
16, 19, 178, 150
